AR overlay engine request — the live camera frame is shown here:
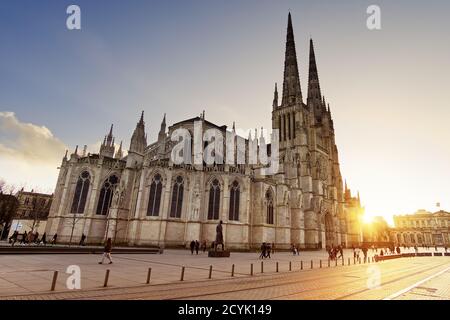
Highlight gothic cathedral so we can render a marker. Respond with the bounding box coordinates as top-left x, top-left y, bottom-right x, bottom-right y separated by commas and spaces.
45, 13, 363, 249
